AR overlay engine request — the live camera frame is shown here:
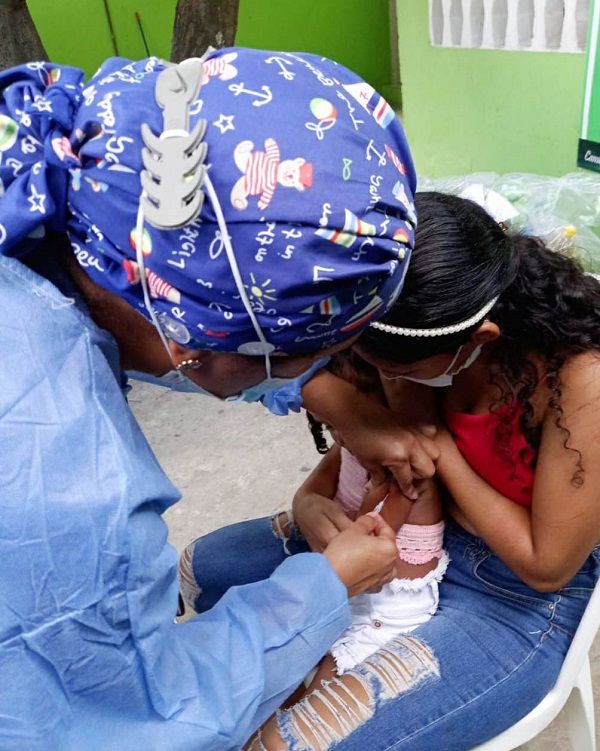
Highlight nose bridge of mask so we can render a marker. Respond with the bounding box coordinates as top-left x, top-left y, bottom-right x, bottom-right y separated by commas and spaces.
135, 57, 274, 377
